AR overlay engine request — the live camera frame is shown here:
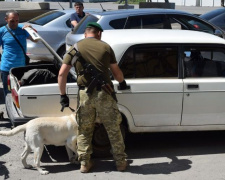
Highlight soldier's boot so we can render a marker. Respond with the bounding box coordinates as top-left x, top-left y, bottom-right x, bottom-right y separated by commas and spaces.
80, 161, 93, 173
116, 161, 127, 171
